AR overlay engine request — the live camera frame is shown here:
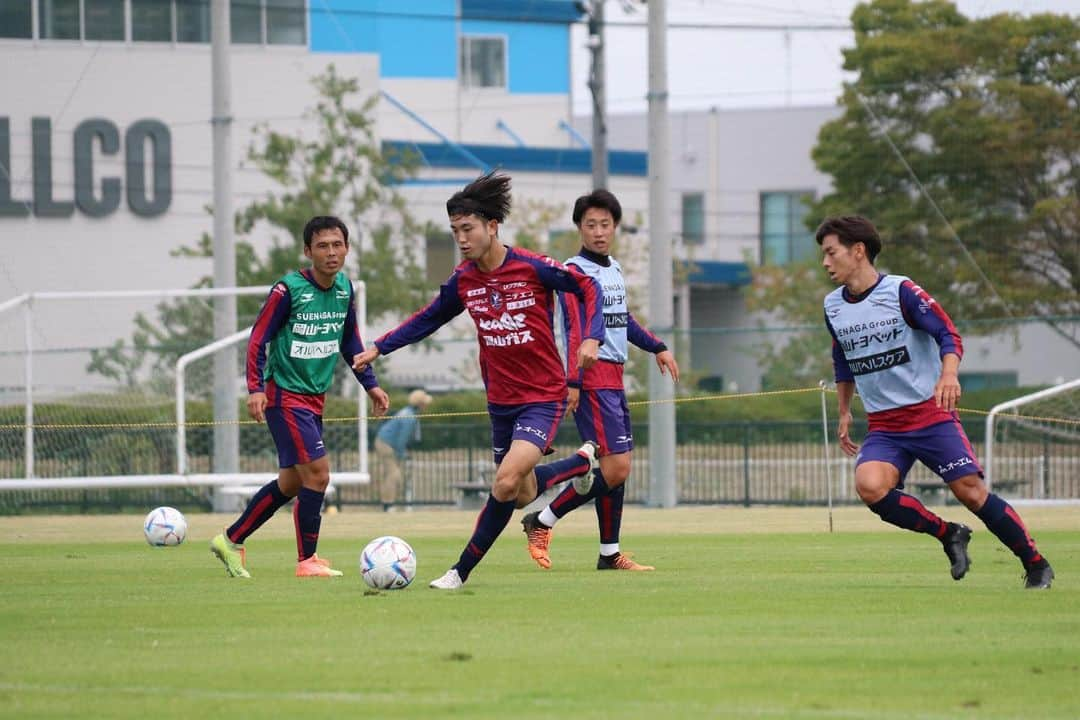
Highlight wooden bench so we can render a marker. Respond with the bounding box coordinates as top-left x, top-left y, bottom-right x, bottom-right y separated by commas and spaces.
451, 482, 490, 510
907, 477, 1030, 505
